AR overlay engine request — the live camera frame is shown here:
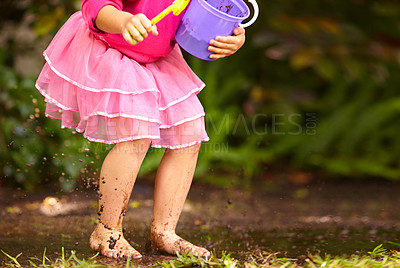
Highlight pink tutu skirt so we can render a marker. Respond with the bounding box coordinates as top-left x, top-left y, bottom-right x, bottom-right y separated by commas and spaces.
35, 12, 209, 149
